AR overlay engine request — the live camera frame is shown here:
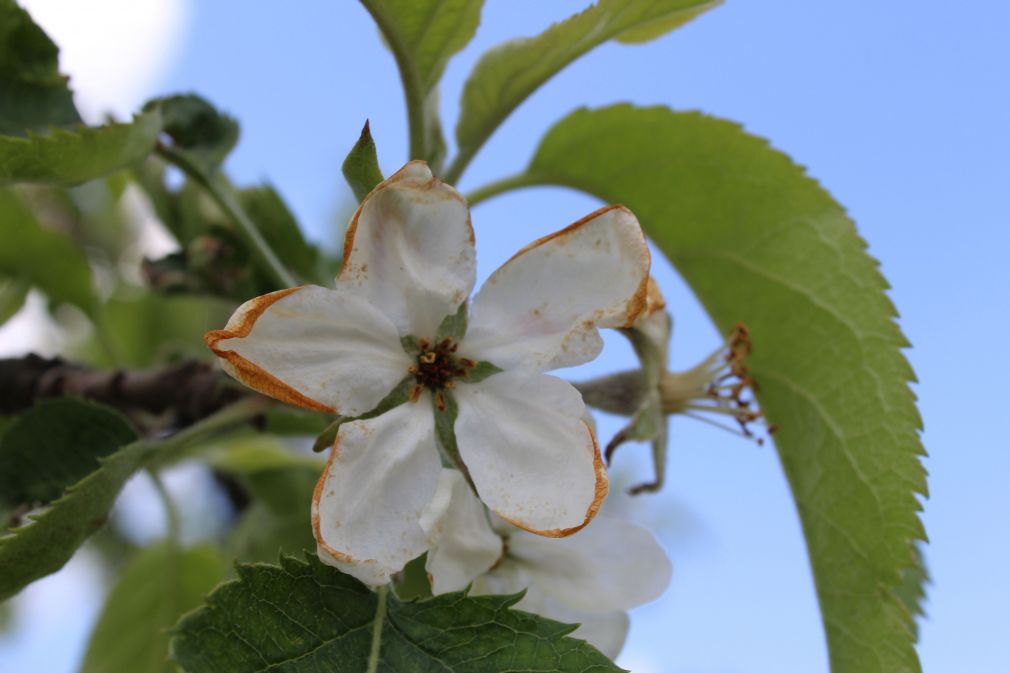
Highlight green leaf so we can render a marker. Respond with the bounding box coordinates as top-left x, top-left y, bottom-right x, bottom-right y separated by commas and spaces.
206, 434, 321, 562
359, 0, 483, 165
0, 276, 28, 326
0, 0, 81, 135
237, 184, 322, 284
0, 398, 137, 508
522, 104, 926, 673
0, 434, 153, 600
0, 188, 97, 317
145, 94, 239, 174
0, 112, 162, 187
0, 398, 262, 600
452, 0, 717, 175
342, 120, 385, 203
80, 543, 226, 673
893, 542, 929, 640
170, 554, 621, 672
